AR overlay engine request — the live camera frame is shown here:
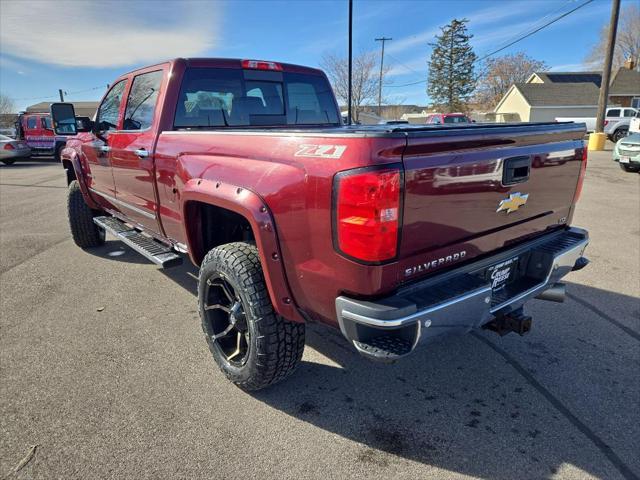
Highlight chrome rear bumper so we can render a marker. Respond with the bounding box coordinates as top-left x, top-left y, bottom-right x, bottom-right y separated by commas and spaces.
336, 227, 589, 361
